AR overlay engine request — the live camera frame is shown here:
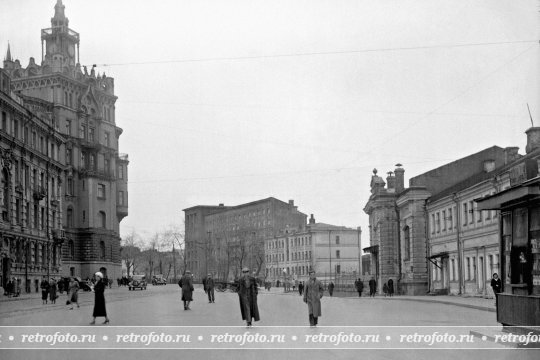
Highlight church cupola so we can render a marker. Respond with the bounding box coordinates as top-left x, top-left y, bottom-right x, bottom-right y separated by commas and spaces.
52, 0, 69, 29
